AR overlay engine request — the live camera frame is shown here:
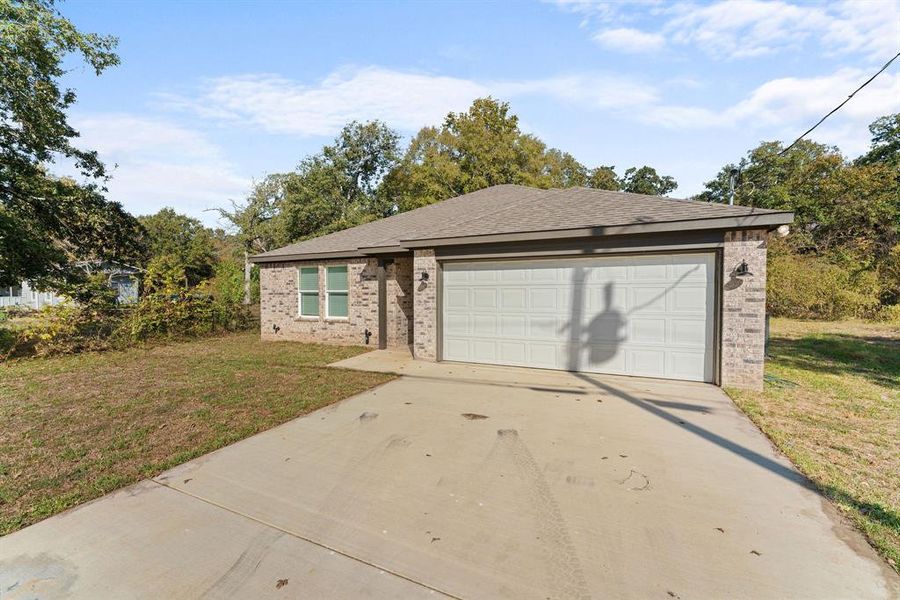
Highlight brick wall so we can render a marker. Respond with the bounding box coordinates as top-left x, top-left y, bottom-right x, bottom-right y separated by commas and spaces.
721, 229, 768, 390
387, 256, 414, 348
259, 257, 414, 349
412, 249, 438, 360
